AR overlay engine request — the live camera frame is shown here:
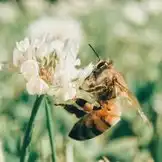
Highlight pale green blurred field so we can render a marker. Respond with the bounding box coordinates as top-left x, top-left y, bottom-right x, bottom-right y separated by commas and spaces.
0, 0, 162, 162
